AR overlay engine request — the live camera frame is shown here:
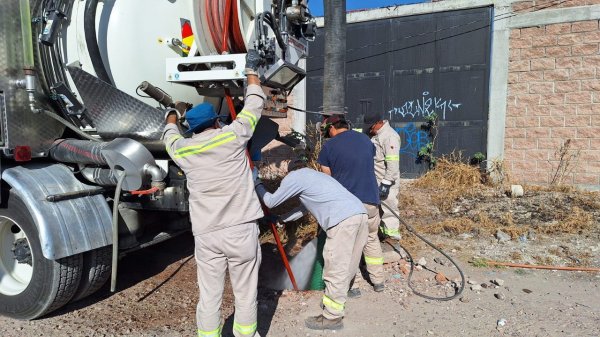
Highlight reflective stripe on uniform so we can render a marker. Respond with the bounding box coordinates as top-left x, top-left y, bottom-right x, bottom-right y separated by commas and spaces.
165, 134, 183, 152
382, 227, 400, 237
364, 255, 384, 265
237, 110, 257, 130
385, 155, 399, 161
322, 295, 344, 312
173, 132, 236, 158
198, 326, 221, 337
233, 321, 257, 335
